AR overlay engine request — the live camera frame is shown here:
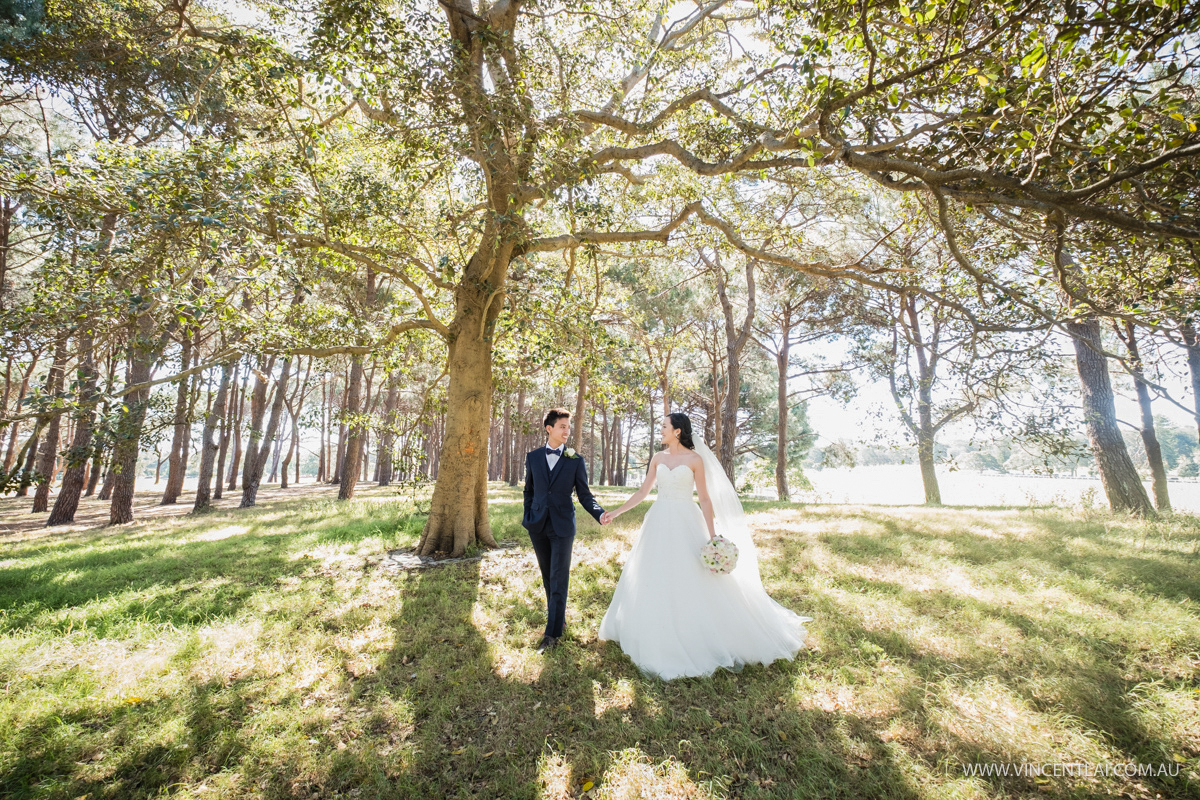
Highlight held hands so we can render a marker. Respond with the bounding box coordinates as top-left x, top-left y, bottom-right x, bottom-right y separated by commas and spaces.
600, 510, 616, 525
